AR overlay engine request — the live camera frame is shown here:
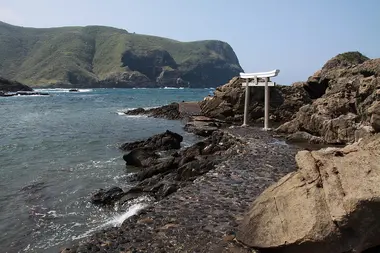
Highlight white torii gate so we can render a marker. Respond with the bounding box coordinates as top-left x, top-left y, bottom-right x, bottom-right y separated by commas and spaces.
240, 69, 280, 130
